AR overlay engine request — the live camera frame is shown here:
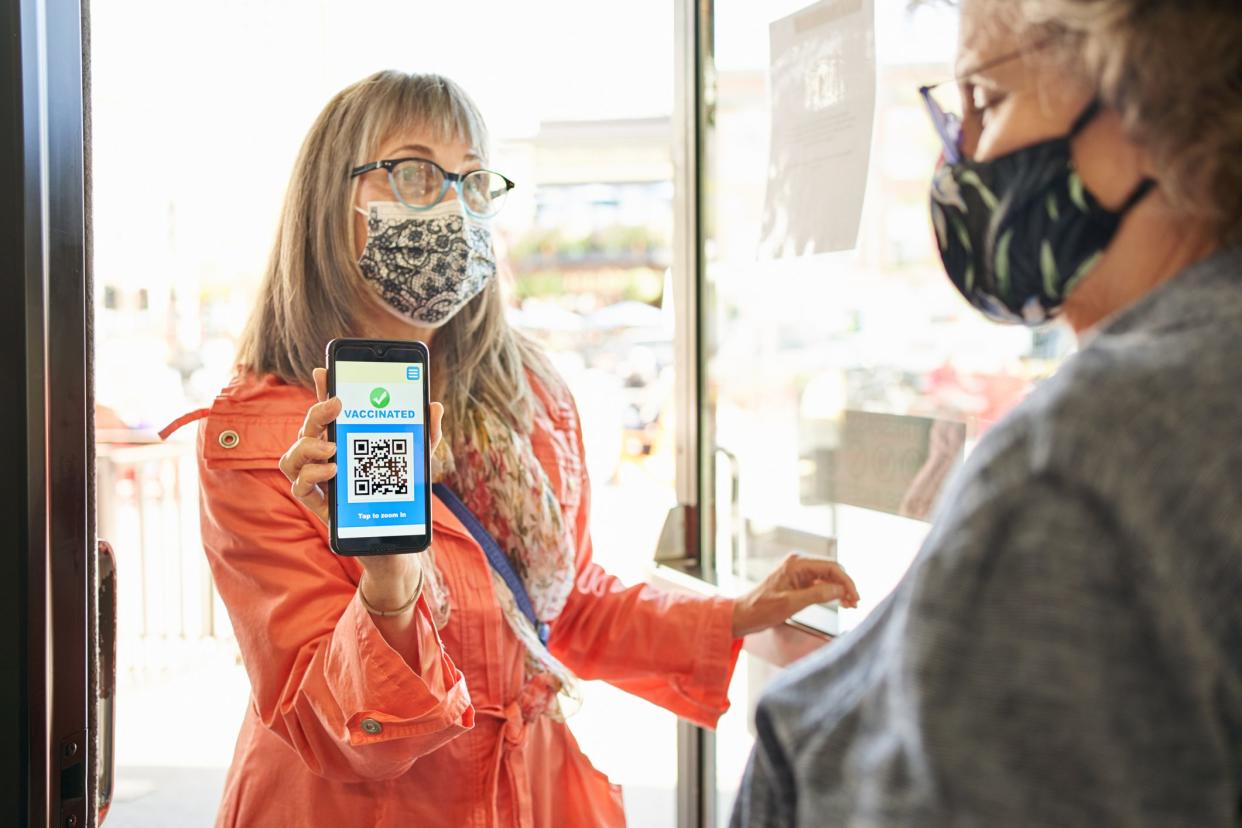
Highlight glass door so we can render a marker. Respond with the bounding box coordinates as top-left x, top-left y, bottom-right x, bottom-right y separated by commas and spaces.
89, 1, 684, 824
688, 0, 1077, 821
